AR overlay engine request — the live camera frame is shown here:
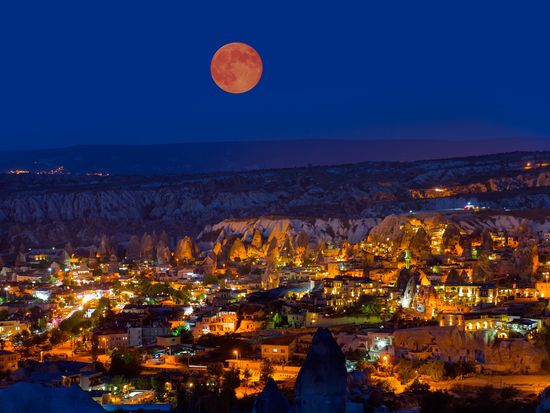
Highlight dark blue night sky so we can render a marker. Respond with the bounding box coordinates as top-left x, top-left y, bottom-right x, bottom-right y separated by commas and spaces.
0, 1, 549, 150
